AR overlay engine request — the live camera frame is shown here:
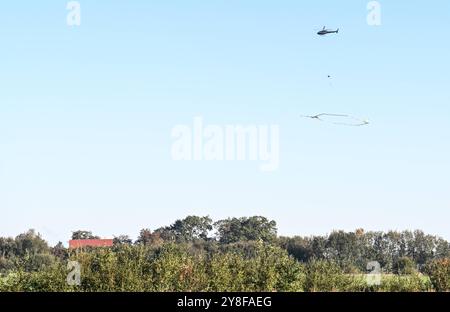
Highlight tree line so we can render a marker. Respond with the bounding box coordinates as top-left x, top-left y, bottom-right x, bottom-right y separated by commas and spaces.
1, 216, 449, 292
